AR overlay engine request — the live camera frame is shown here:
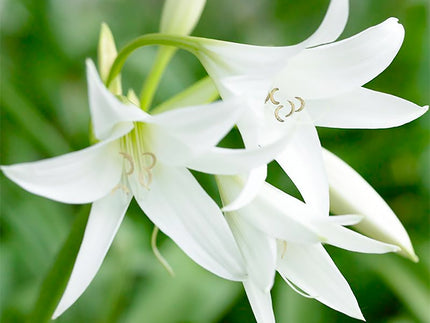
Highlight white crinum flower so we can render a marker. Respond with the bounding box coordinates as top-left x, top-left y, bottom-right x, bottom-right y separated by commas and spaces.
1, 60, 290, 318
217, 175, 399, 322
188, 0, 428, 213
